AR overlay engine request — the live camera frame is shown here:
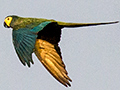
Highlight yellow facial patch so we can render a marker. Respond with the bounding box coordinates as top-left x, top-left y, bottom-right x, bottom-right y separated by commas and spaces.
4, 17, 12, 27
